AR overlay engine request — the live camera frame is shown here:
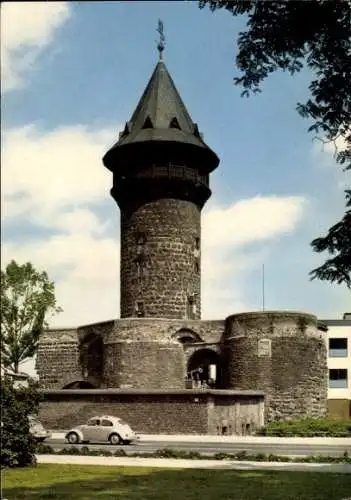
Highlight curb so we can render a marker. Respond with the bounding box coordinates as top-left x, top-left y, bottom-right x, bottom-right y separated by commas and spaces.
36, 454, 351, 472
50, 432, 351, 445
